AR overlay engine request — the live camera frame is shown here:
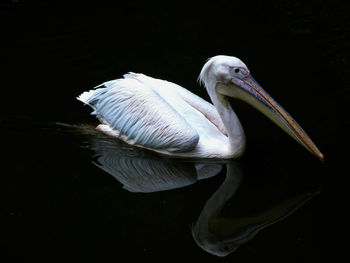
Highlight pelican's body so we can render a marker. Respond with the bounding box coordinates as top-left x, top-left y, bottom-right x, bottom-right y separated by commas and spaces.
79, 72, 240, 158
78, 55, 324, 160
